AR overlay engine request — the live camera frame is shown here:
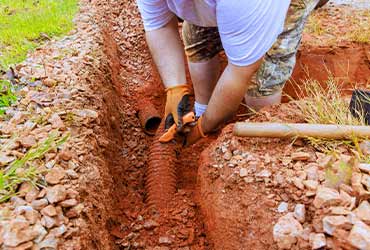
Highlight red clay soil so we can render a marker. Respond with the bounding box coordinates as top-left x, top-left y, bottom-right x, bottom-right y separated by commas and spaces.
197, 104, 313, 250
79, 0, 369, 249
